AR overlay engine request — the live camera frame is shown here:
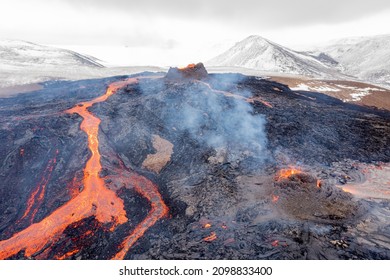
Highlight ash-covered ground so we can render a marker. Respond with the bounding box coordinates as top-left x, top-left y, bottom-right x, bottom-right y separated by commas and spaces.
0, 67, 389, 259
